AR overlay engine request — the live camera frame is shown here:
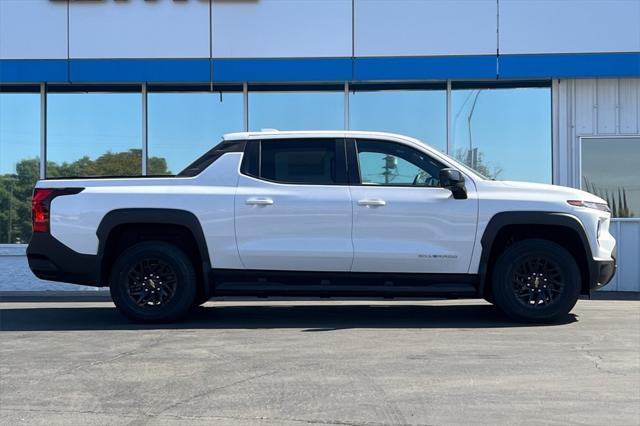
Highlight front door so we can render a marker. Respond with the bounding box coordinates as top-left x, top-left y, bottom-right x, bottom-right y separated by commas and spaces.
348, 138, 478, 274
235, 138, 353, 271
